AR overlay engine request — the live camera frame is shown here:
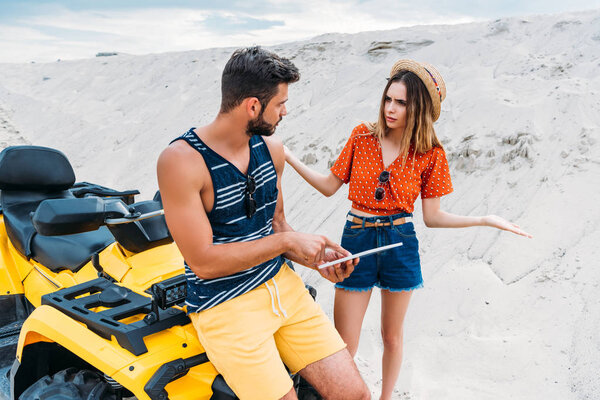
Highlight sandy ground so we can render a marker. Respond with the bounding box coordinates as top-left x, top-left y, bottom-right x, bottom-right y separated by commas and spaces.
0, 8, 599, 399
